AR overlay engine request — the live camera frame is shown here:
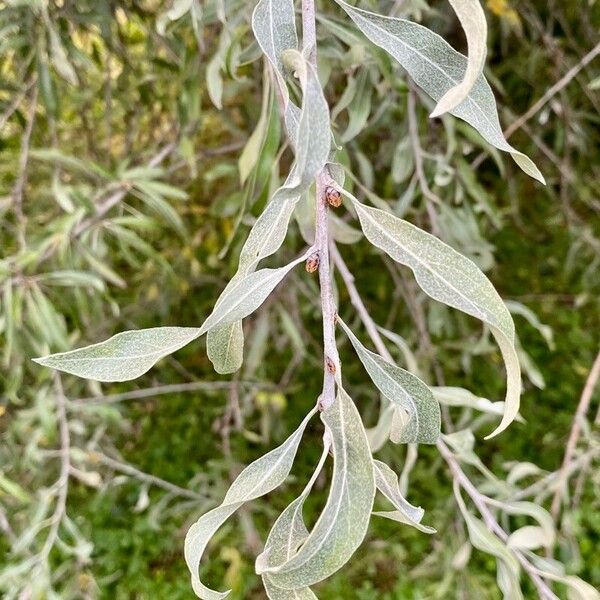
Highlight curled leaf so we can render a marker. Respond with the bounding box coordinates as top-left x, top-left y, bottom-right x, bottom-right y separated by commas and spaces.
184, 407, 318, 599
373, 460, 435, 533
431, 0, 488, 118
258, 442, 330, 599
334, 0, 545, 183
